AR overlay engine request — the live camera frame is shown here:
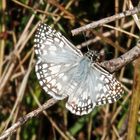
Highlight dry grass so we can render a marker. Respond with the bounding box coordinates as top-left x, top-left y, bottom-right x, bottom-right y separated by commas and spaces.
0, 0, 140, 140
